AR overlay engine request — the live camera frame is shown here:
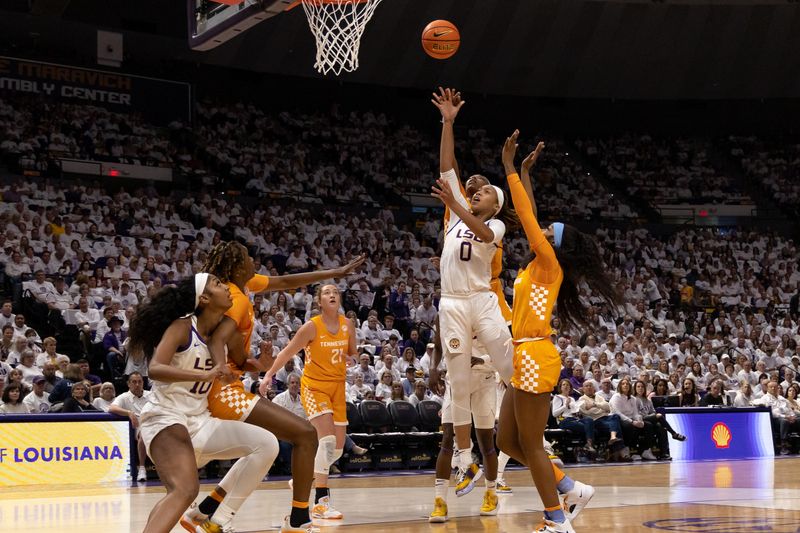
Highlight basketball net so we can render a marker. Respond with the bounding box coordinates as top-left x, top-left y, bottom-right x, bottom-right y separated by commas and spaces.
300, 0, 385, 76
